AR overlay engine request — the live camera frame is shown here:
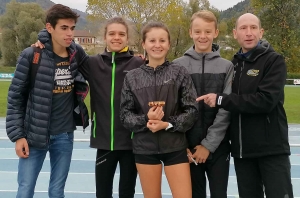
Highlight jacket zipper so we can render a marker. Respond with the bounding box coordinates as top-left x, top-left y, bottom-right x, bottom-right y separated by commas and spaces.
238, 61, 244, 158
110, 52, 116, 151
80, 106, 85, 133
154, 69, 160, 154
46, 60, 56, 146
201, 55, 206, 140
